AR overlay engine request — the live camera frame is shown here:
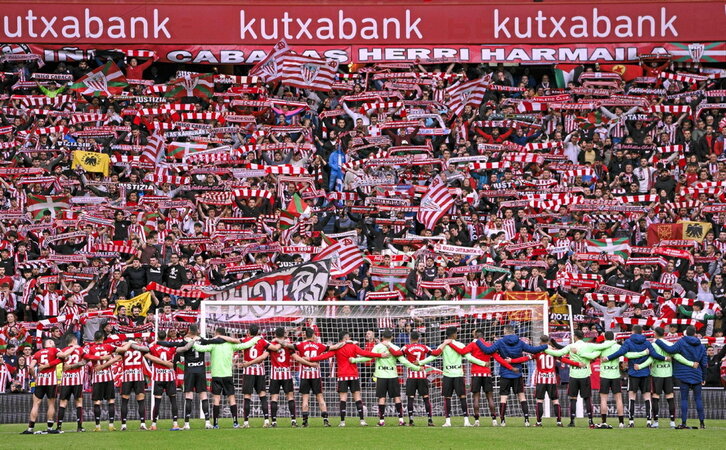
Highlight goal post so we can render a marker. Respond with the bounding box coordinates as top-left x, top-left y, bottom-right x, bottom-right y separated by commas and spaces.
199, 300, 549, 421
